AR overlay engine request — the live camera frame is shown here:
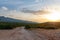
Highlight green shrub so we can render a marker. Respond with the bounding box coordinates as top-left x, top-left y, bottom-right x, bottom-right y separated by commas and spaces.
0, 22, 22, 29
25, 25, 31, 29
